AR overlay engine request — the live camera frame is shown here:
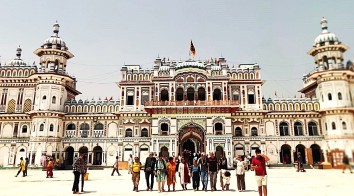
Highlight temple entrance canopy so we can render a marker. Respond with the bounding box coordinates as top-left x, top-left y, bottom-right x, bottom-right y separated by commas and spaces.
179, 123, 205, 155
